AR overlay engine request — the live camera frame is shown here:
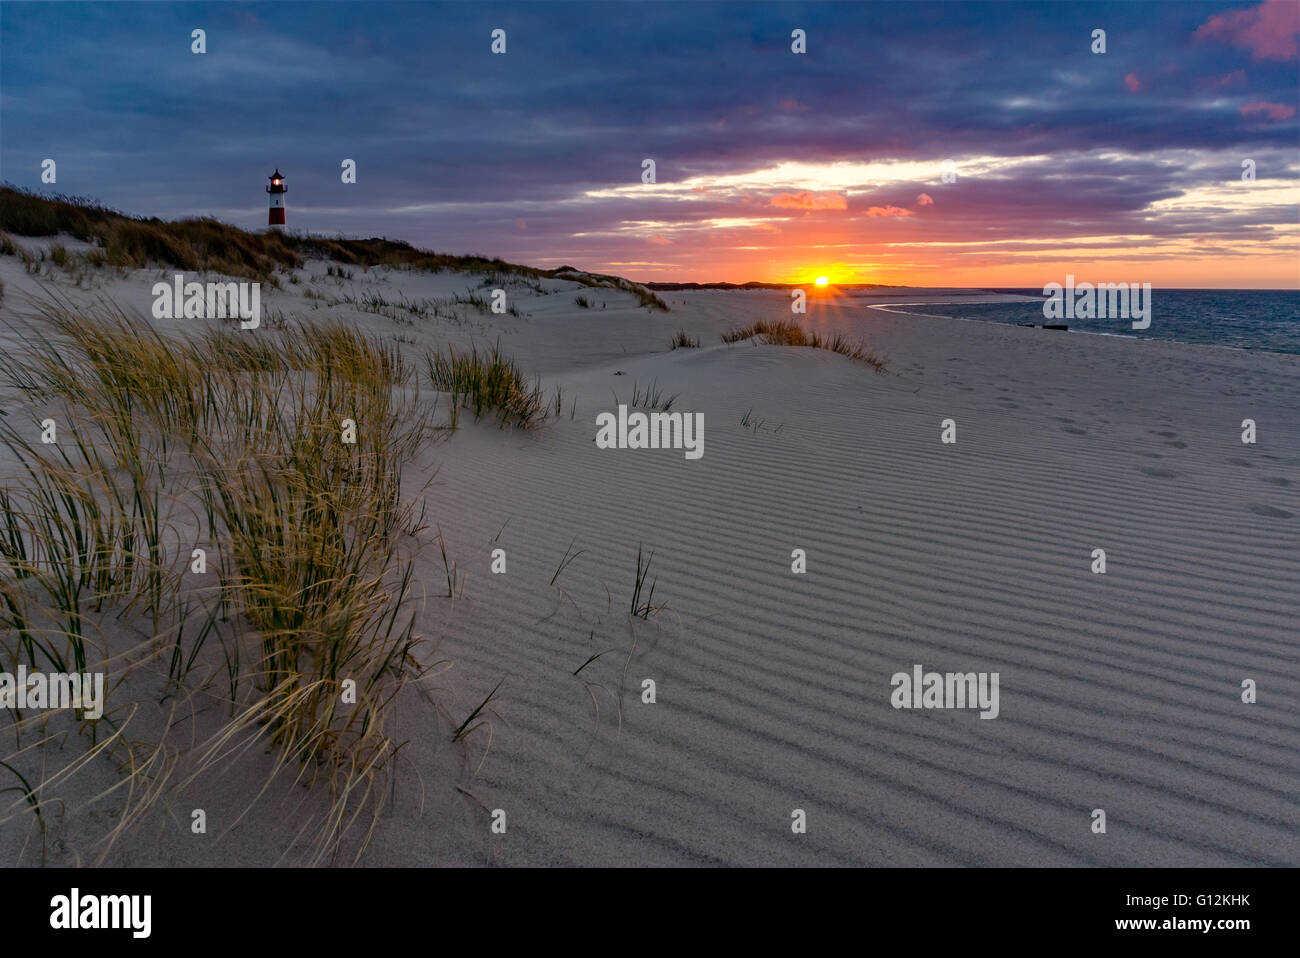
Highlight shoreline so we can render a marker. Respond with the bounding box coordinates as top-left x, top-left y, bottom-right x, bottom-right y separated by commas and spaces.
859, 301, 1300, 359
